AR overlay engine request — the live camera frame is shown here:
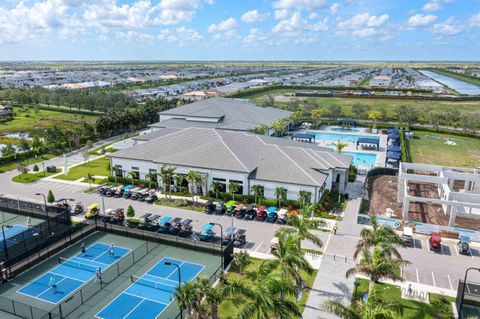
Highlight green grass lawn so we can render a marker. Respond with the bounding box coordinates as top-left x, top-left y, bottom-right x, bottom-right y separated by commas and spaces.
218, 258, 317, 319
409, 130, 480, 168
0, 154, 55, 173
0, 108, 97, 134
352, 278, 454, 319
11, 169, 60, 183
55, 156, 110, 181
